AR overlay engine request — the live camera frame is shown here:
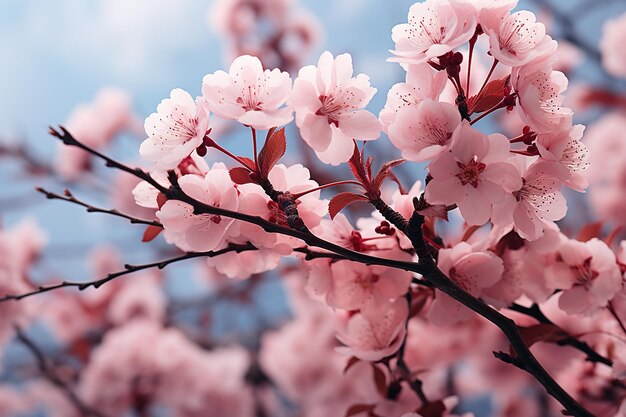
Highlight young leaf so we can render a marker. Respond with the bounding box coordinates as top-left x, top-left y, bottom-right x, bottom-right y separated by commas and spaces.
238, 156, 256, 171
417, 204, 449, 221
518, 323, 568, 349
142, 225, 163, 242
576, 221, 603, 242
373, 158, 405, 192
329, 192, 368, 219
469, 77, 508, 113
258, 127, 286, 177
229, 167, 254, 185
